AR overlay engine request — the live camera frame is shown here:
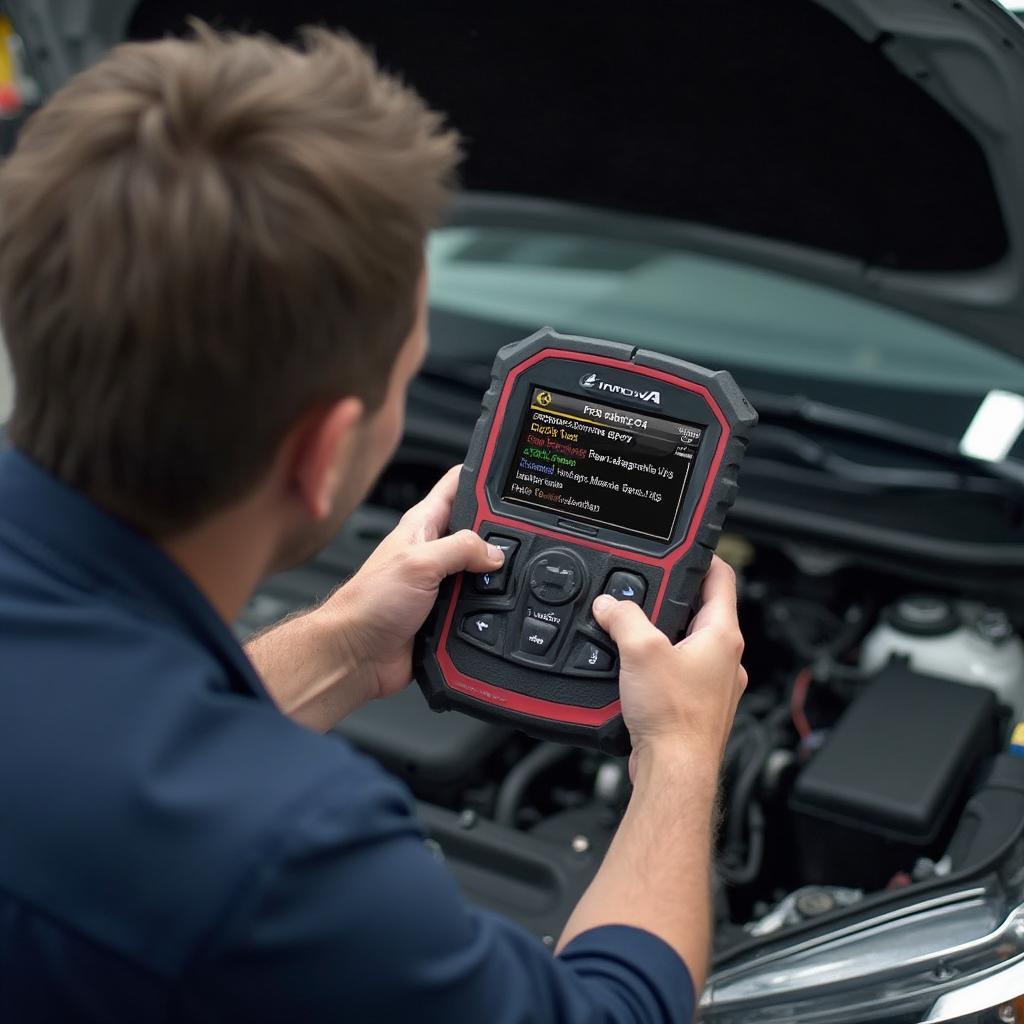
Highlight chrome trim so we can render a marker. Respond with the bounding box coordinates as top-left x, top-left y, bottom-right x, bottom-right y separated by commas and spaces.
709, 889, 988, 986
701, 891, 1024, 1024
924, 955, 1024, 1022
